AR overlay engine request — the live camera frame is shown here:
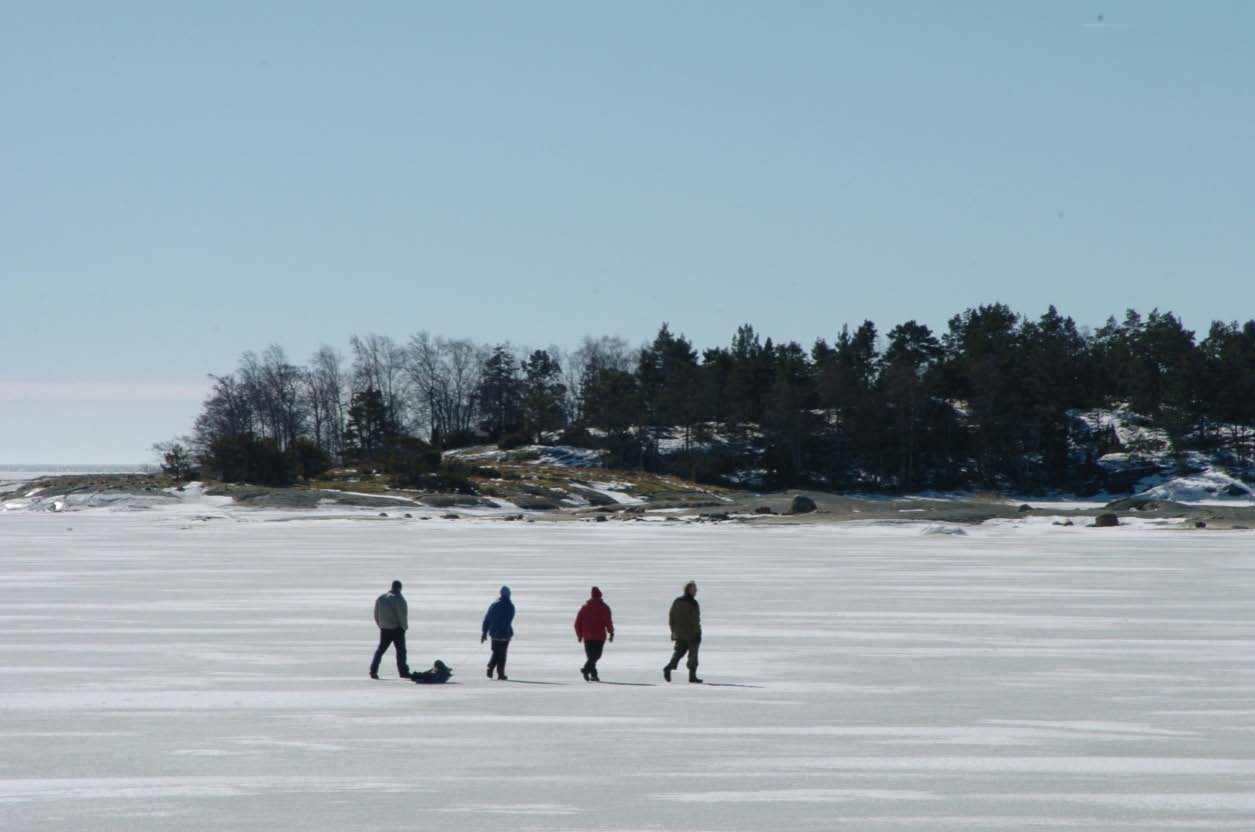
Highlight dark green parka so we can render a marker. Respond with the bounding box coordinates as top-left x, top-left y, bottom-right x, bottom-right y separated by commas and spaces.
669, 589, 701, 642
